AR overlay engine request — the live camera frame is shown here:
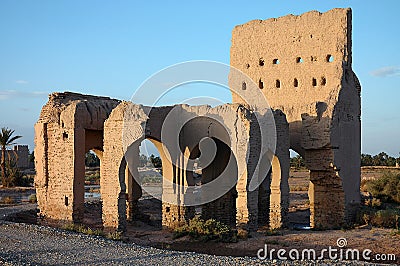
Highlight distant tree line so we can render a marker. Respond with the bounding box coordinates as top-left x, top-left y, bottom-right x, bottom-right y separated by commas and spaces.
361, 152, 400, 167
290, 152, 400, 169
0, 127, 33, 187
85, 152, 162, 168
87, 150, 400, 169
85, 152, 100, 167
140, 154, 162, 168
290, 155, 305, 169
